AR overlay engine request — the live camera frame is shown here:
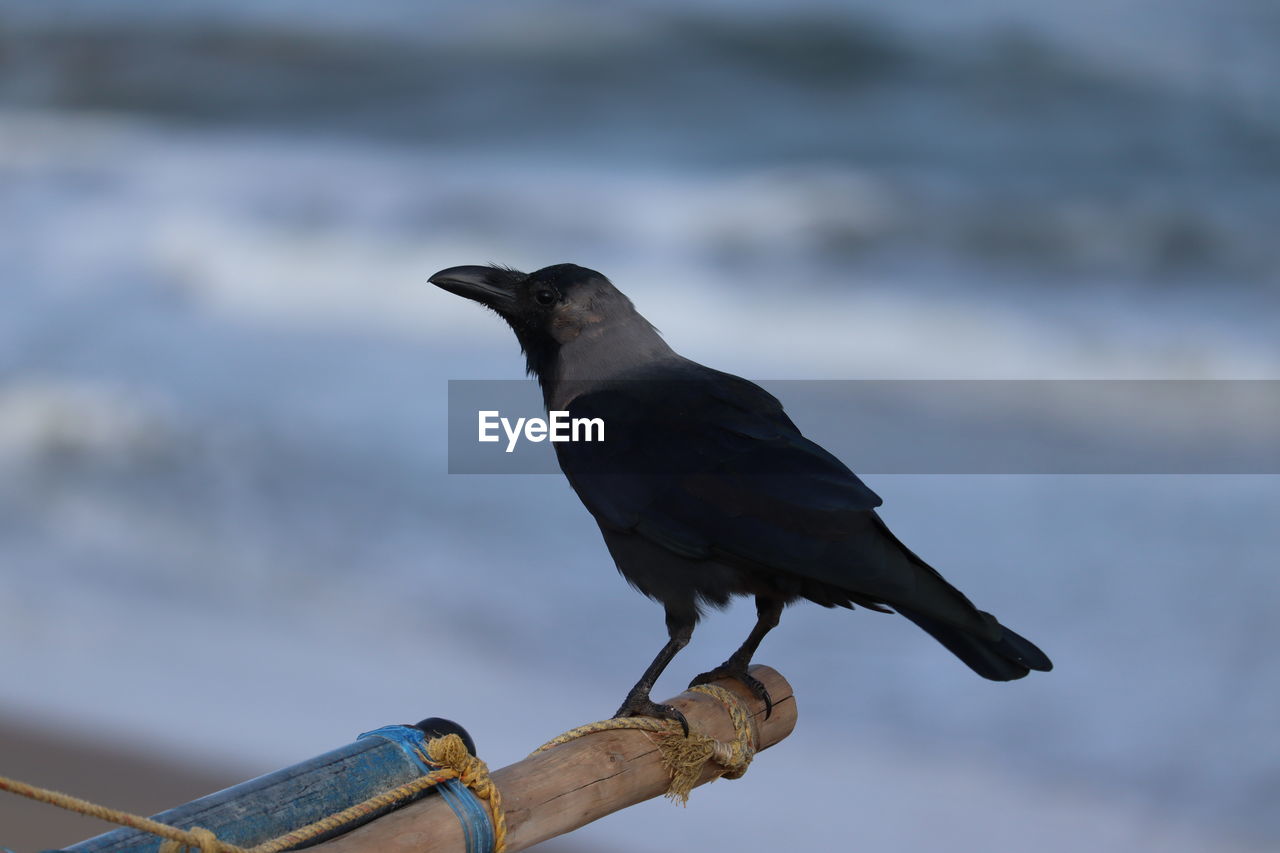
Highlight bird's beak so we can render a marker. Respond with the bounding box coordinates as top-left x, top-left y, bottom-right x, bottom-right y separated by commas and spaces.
429, 265, 520, 313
